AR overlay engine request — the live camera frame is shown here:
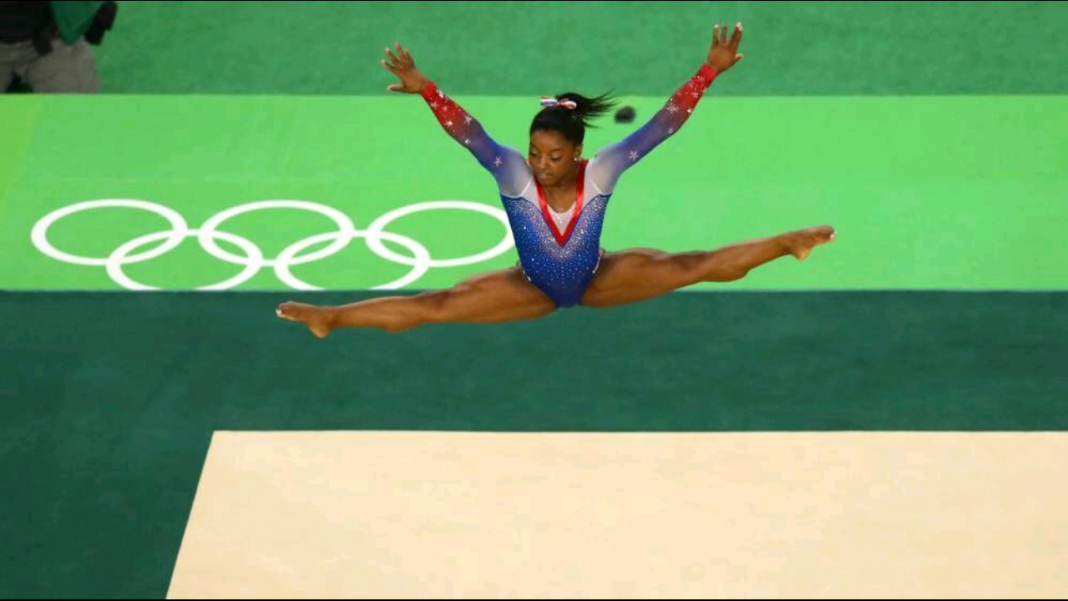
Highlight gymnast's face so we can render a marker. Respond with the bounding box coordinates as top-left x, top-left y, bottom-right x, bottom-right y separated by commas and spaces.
528, 130, 582, 187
